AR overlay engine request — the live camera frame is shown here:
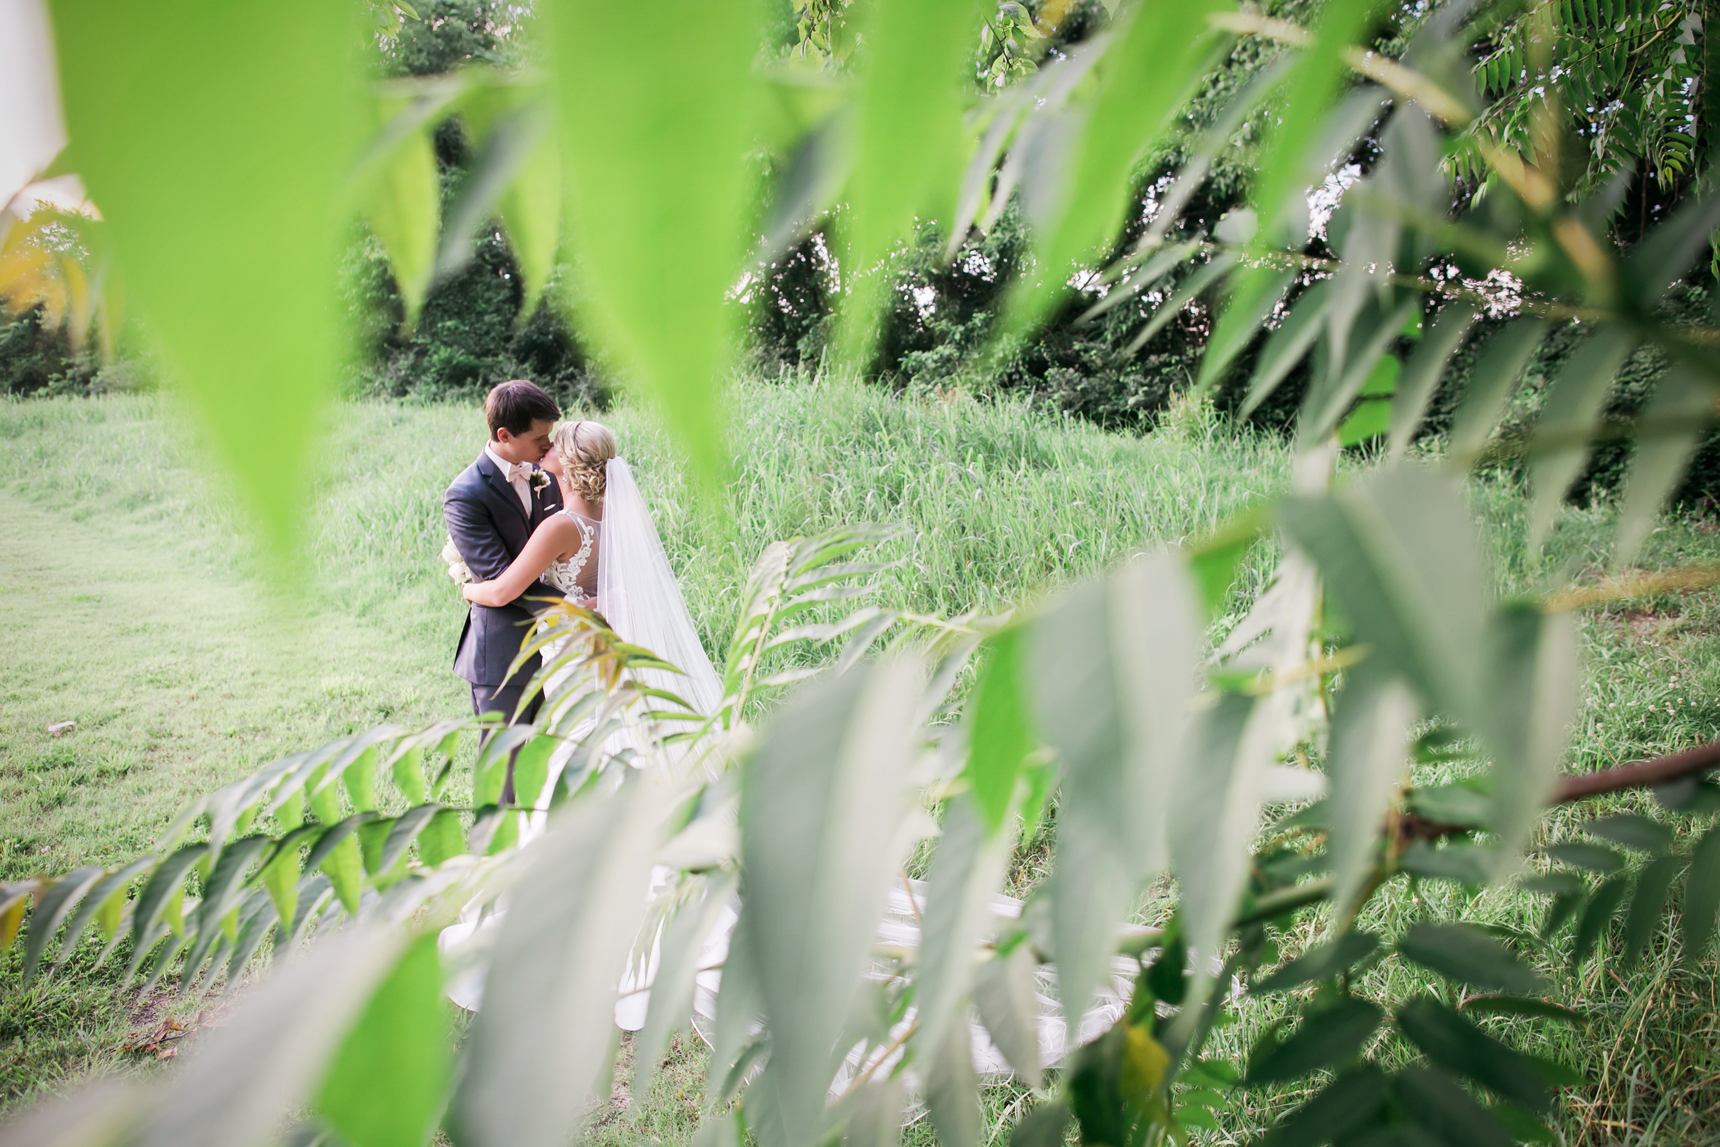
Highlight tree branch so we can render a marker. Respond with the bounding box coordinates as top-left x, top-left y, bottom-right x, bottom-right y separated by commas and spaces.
1552, 740, 1720, 803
